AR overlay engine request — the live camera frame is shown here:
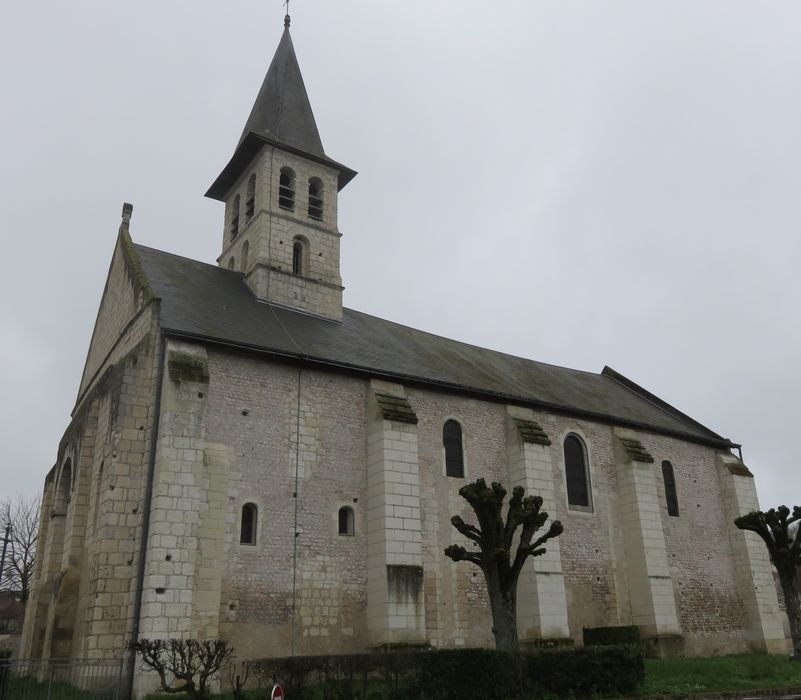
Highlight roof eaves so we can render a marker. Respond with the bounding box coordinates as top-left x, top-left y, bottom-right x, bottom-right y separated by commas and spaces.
205, 133, 357, 201
161, 327, 739, 451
